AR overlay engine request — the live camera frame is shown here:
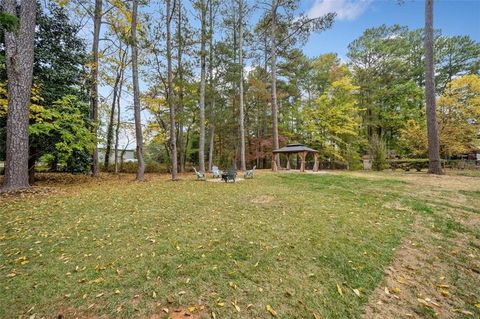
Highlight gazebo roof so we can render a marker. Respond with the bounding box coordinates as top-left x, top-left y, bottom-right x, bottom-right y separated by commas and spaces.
272, 143, 318, 154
